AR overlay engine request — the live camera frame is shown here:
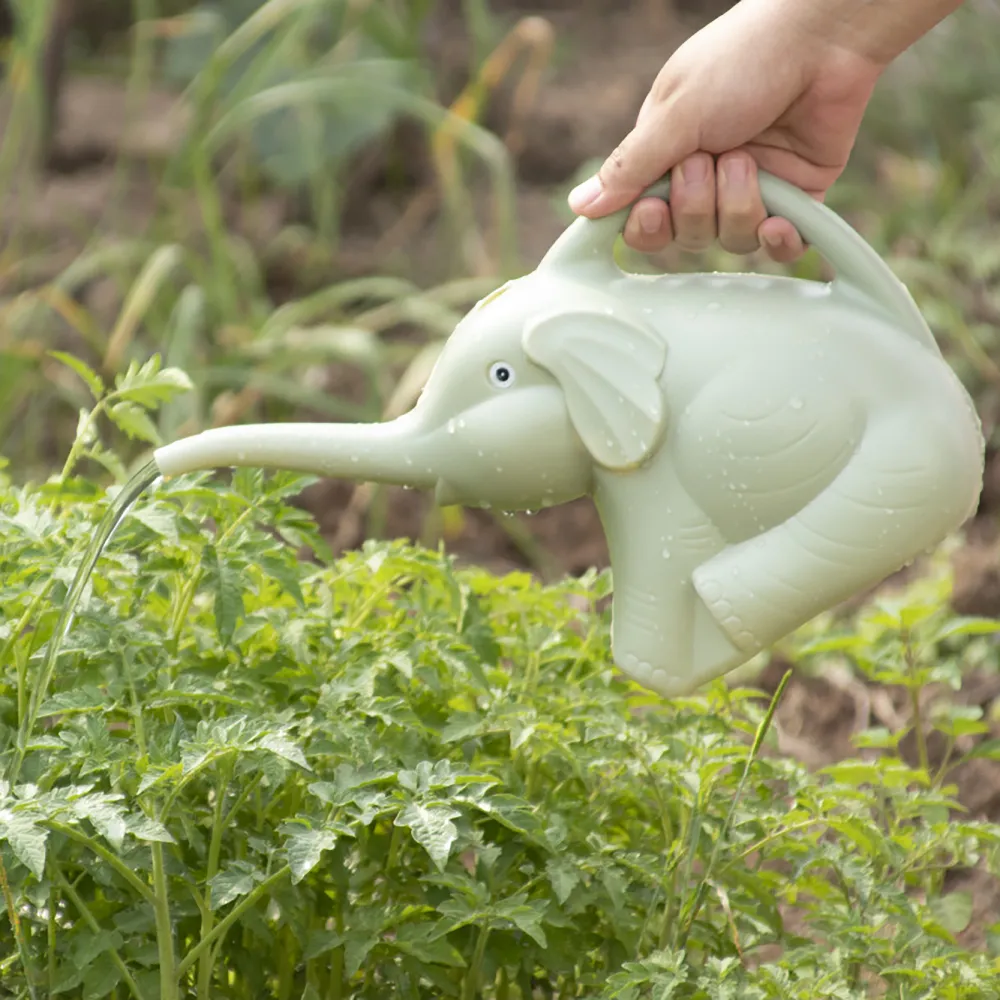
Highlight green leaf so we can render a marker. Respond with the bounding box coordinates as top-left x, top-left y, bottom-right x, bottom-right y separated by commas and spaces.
37, 686, 111, 718
74, 929, 124, 971
72, 794, 127, 850
395, 802, 461, 871
344, 932, 380, 978
108, 400, 162, 444
929, 890, 974, 934
495, 893, 549, 948
127, 814, 176, 844
546, 858, 580, 905
49, 351, 105, 400
284, 826, 341, 885
259, 553, 305, 606
932, 616, 1000, 641
126, 504, 180, 542
203, 544, 244, 645
392, 922, 466, 967
114, 355, 193, 407
210, 862, 262, 909
82, 958, 122, 1000
258, 731, 310, 770
0, 810, 47, 878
